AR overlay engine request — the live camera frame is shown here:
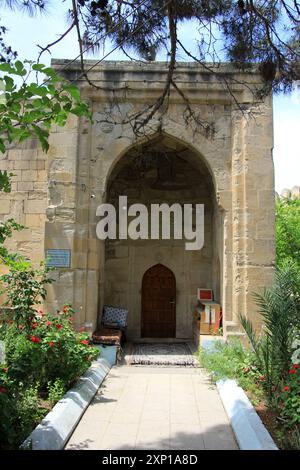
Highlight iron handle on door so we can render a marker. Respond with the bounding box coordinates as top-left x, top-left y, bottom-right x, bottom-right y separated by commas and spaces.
169, 300, 175, 304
